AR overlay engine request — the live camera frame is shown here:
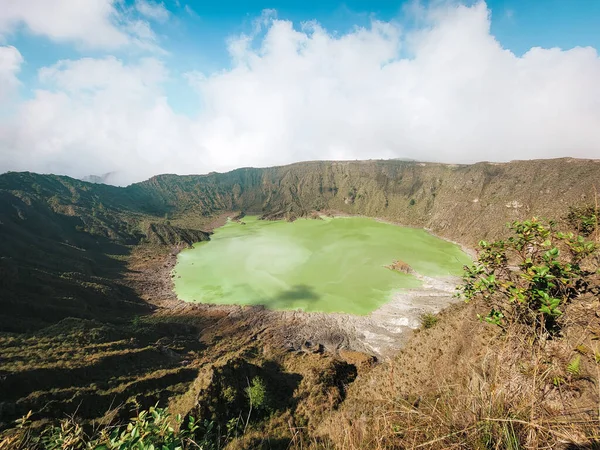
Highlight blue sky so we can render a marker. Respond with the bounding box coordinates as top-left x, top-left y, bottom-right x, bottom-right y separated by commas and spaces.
1, 0, 599, 183
8, 0, 600, 115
